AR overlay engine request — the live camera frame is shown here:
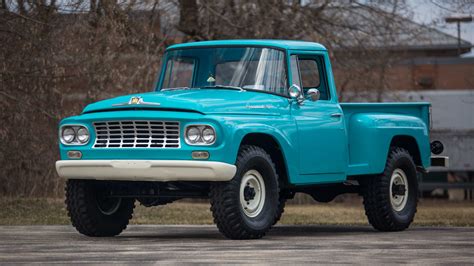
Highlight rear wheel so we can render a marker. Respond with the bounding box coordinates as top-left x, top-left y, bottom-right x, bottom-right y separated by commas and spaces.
65, 180, 135, 237
362, 147, 418, 231
210, 145, 280, 239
